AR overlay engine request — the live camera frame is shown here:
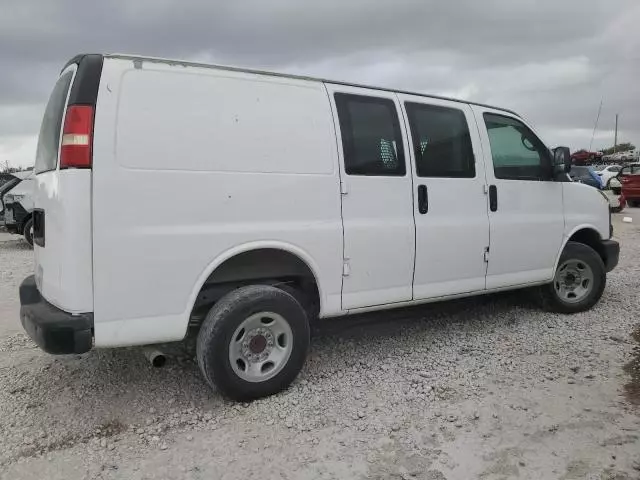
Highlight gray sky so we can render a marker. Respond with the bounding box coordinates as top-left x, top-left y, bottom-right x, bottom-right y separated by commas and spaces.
1, 0, 639, 167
